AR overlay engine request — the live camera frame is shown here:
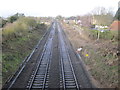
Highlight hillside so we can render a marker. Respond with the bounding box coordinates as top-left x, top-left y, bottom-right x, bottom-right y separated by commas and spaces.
2, 15, 51, 84
62, 21, 119, 88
